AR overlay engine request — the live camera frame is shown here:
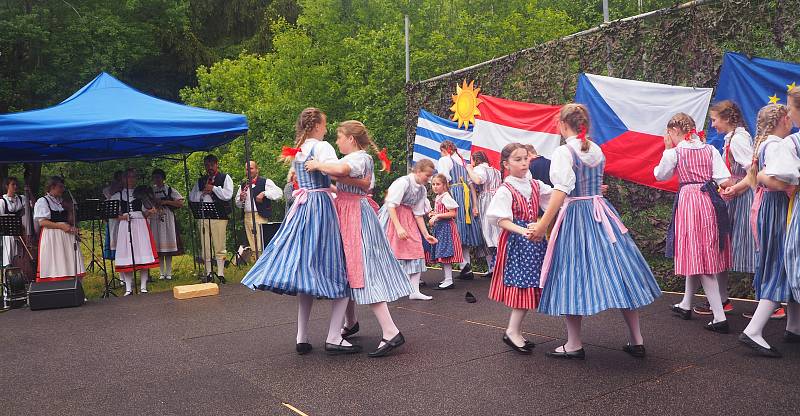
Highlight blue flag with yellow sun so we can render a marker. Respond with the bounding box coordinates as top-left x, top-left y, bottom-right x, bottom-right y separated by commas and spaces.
709, 52, 800, 147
